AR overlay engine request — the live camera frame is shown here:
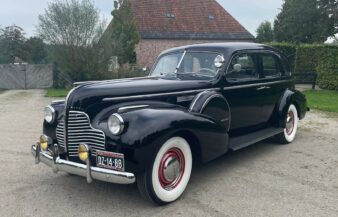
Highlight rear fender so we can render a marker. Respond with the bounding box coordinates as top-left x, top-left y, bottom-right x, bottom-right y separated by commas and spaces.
274, 89, 307, 127
189, 90, 231, 131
